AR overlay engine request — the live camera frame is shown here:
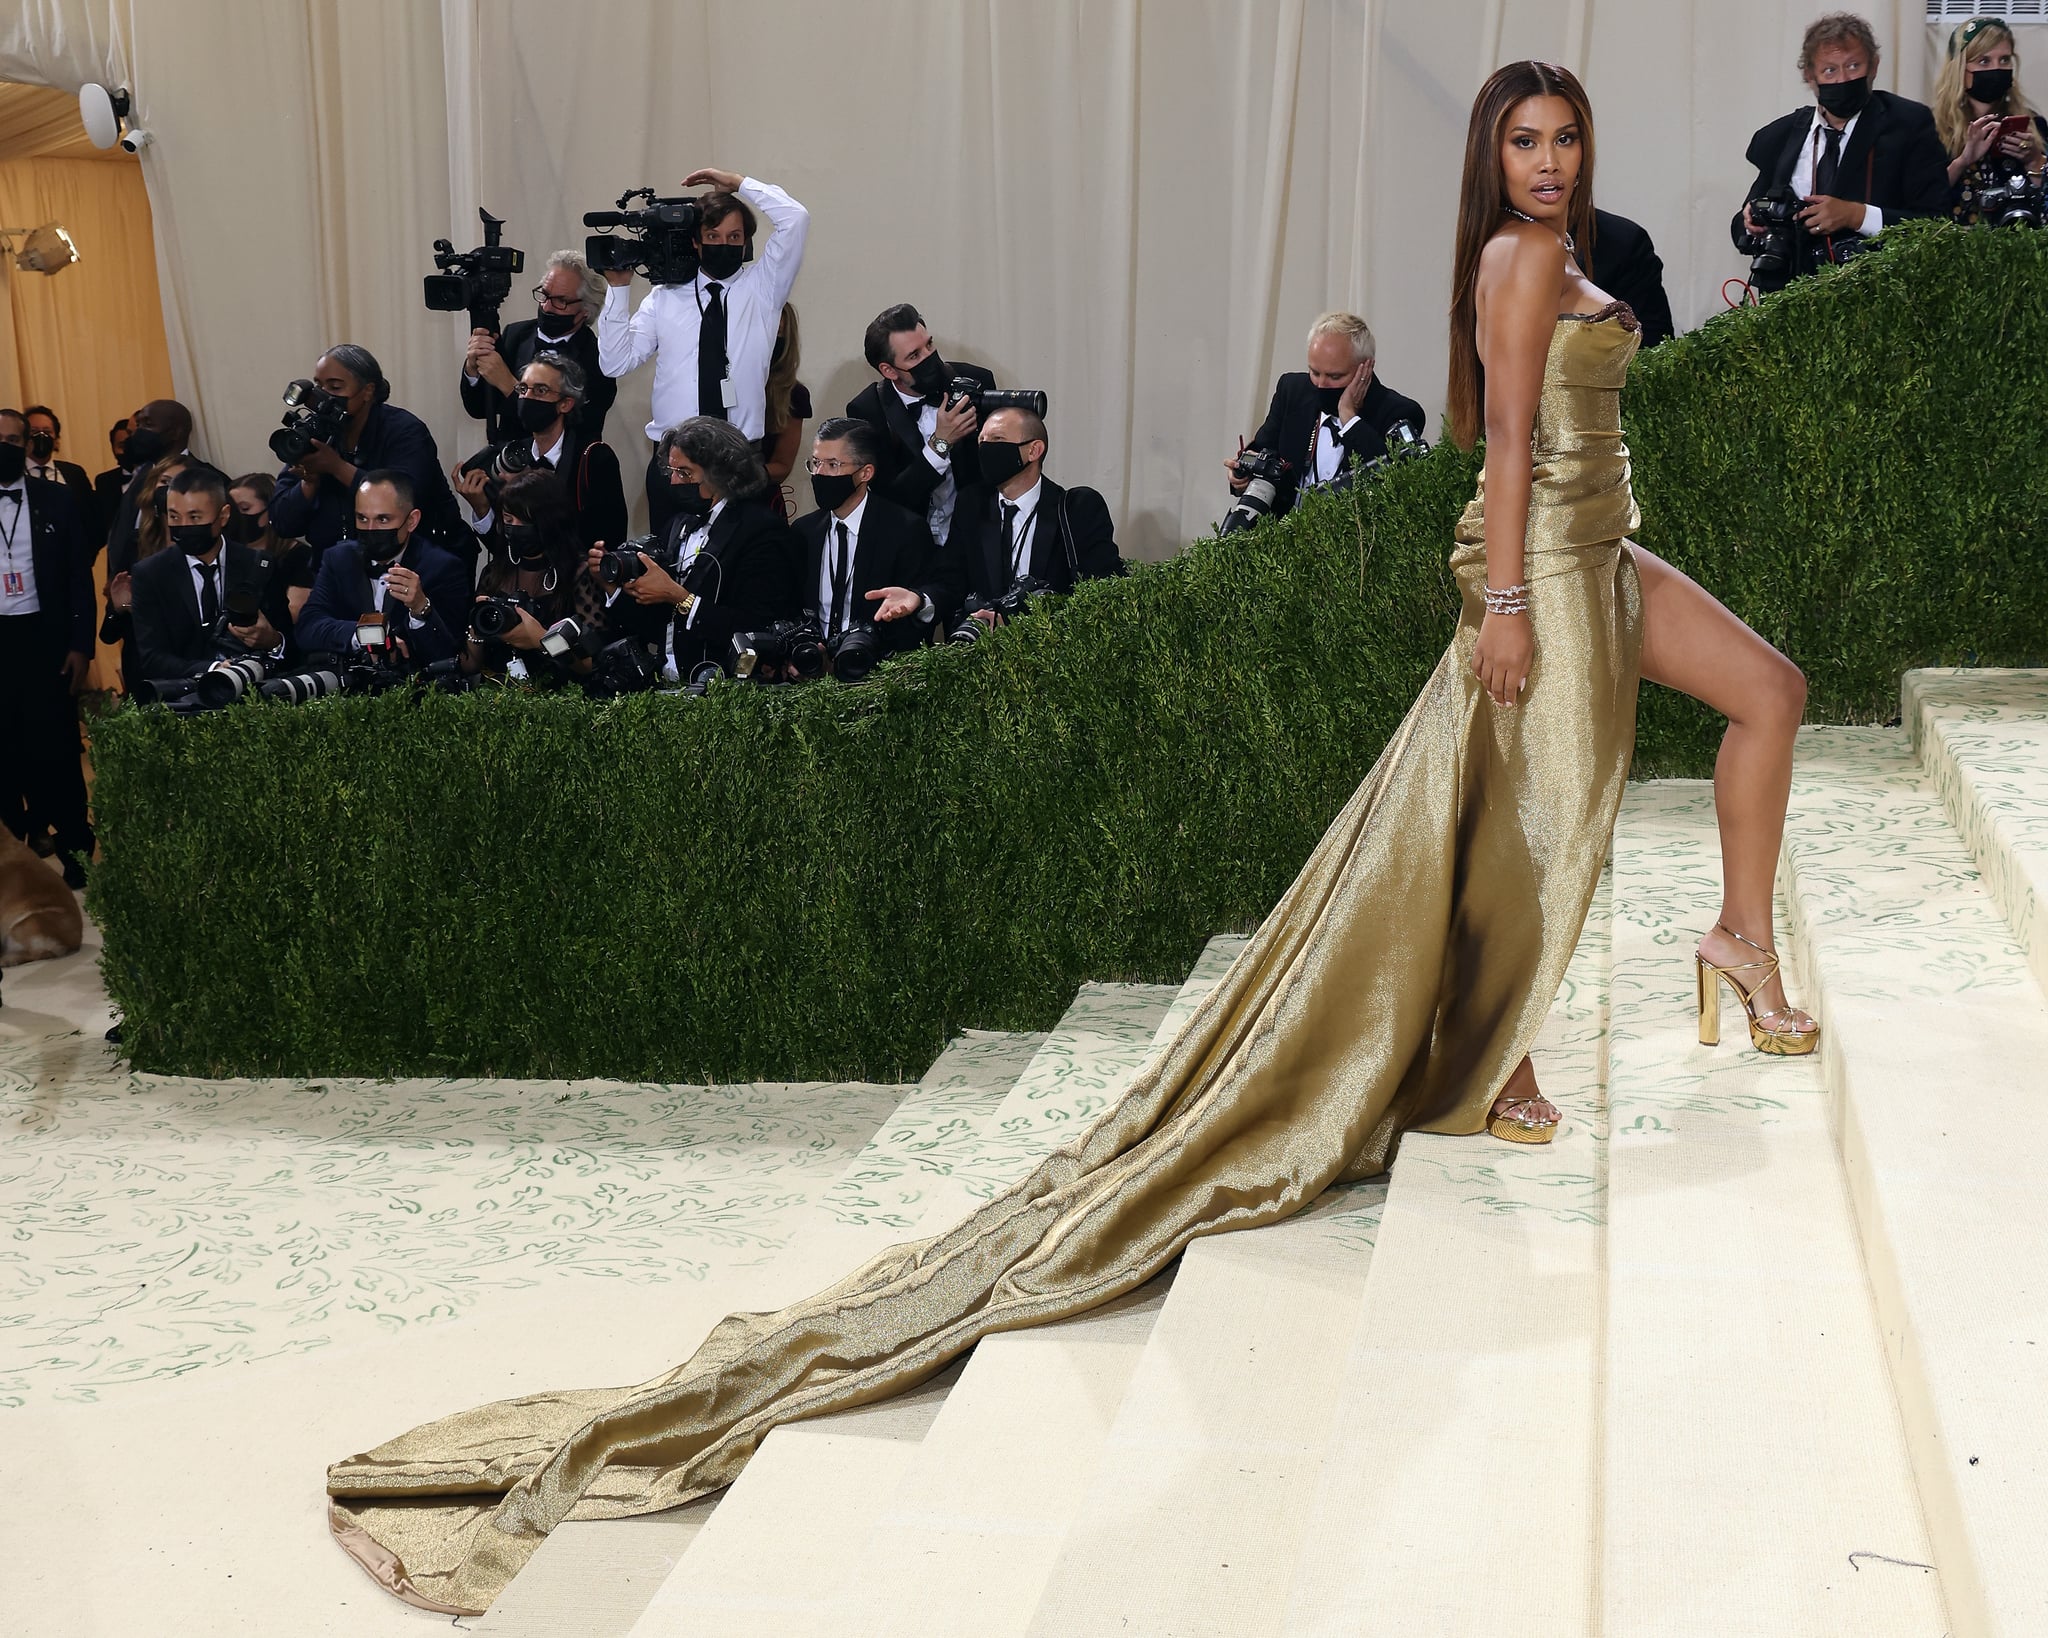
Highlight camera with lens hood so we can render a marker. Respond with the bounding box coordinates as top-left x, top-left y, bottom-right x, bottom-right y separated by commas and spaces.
1219, 446, 1294, 537
944, 575, 1058, 643
269, 378, 353, 466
